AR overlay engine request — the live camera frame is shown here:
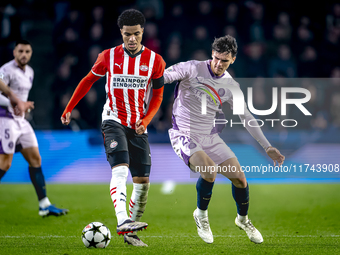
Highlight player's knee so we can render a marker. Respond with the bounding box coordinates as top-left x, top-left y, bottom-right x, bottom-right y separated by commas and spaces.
0, 161, 11, 171
29, 155, 41, 168
202, 175, 216, 183
232, 178, 247, 188
112, 165, 128, 179
132, 176, 149, 184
